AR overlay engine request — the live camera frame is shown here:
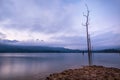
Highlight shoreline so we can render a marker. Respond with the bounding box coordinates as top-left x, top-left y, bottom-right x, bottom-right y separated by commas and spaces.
1, 65, 120, 80
46, 65, 120, 80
